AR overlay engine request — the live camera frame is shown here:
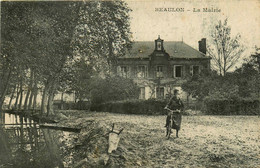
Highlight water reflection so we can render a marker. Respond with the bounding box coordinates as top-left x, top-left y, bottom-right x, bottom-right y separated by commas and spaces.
0, 112, 78, 168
